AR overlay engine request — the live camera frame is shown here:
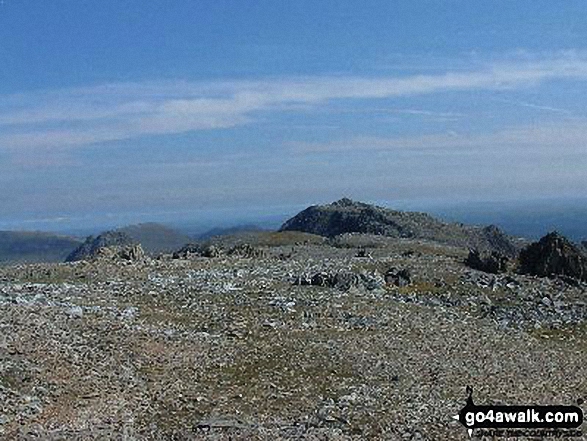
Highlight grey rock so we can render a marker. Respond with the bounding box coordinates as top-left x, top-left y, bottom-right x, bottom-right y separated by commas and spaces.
464, 249, 509, 274
385, 268, 412, 287
519, 232, 587, 281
